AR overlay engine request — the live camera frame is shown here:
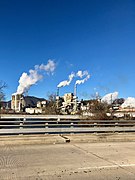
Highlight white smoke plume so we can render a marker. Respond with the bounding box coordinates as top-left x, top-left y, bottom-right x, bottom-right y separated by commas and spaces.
121, 97, 135, 108
101, 92, 118, 104
16, 70, 43, 94
76, 70, 88, 78
75, 70, 90, 85
57, 70, 90, 88
36, 59, 56, 74
15, 60, 56, 94
57, 72, 75, 88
